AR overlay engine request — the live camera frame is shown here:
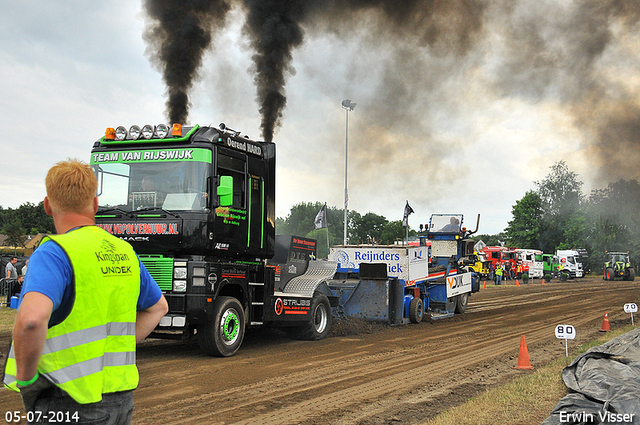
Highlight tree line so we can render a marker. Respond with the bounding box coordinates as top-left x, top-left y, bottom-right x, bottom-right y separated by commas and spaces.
477, 161, 639, 273
0, 202, 55, 248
